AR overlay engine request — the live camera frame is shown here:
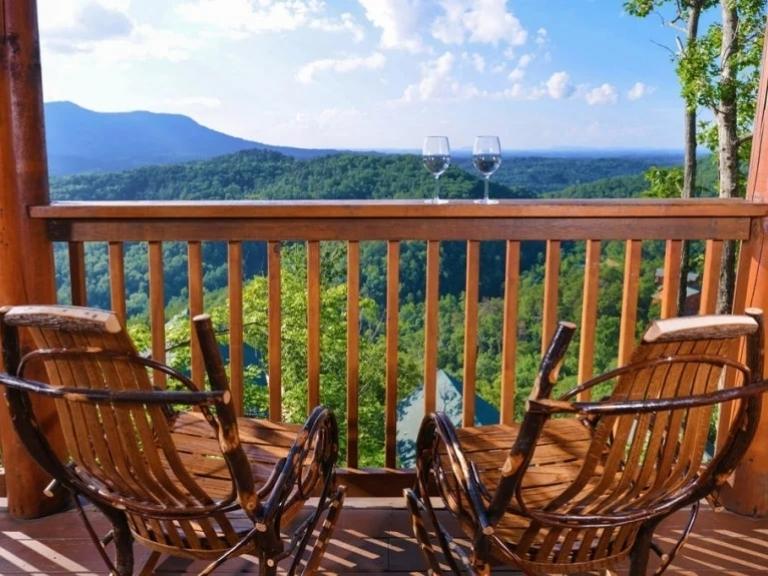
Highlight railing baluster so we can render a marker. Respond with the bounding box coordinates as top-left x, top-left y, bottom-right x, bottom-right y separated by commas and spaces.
424, 240, 440, 415
385, 240, 400, 468
578, 240, 601, 399
500, 240, 519, 424
463, 240, 480, 428
228, 241, 244, 416
307, 240, 321, 413
541, 240, 560, 354
661, 240, 682, 319
68, 241, 87, 306
717, 232, 753, 450
108, 241, 126, 324
346, 241, 360, 468
188, 241, 204, 388
148, 241, 166, 388
618, 239, 642, 365
268, 241, 282, 422
700, 239, 724, 314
